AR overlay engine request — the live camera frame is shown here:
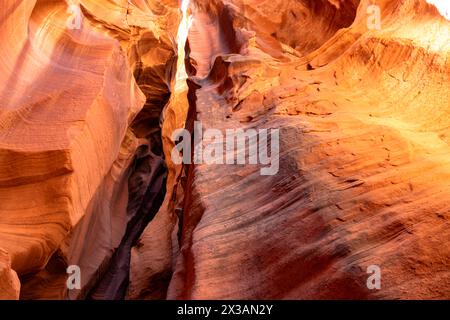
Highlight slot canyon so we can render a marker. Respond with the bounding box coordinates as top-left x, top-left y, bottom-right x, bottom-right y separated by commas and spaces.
0, 0, 449, 300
